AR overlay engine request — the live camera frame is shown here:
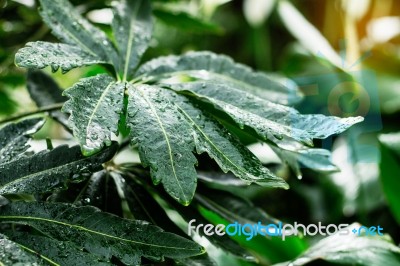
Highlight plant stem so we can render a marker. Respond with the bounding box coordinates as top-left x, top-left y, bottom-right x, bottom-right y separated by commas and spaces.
0, 103, 64, 124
